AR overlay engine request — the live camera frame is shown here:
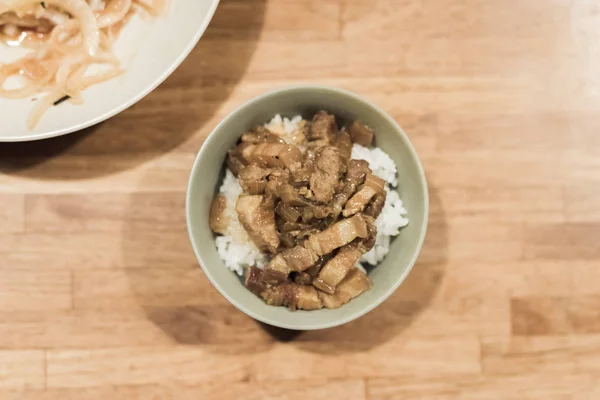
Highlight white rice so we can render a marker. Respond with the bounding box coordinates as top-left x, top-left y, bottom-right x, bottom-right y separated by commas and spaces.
215, 169, 267, 276
351, 144, 398, 187
215, 115, 409, 275
350, 144, 409, 267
